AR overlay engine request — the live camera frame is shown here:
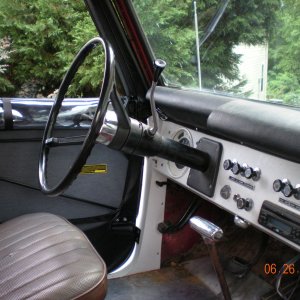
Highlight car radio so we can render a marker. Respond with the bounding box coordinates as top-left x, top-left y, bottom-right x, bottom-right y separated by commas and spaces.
258, 200, 300, 245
